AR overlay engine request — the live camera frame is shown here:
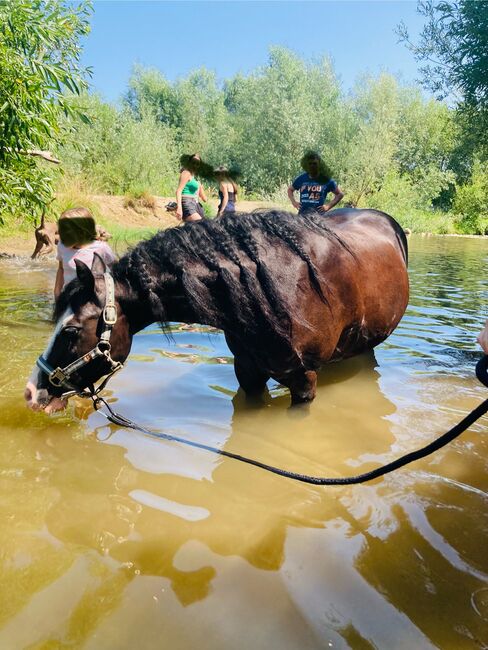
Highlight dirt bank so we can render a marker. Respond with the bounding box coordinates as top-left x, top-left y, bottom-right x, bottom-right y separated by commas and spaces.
0, 194, 275, 257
